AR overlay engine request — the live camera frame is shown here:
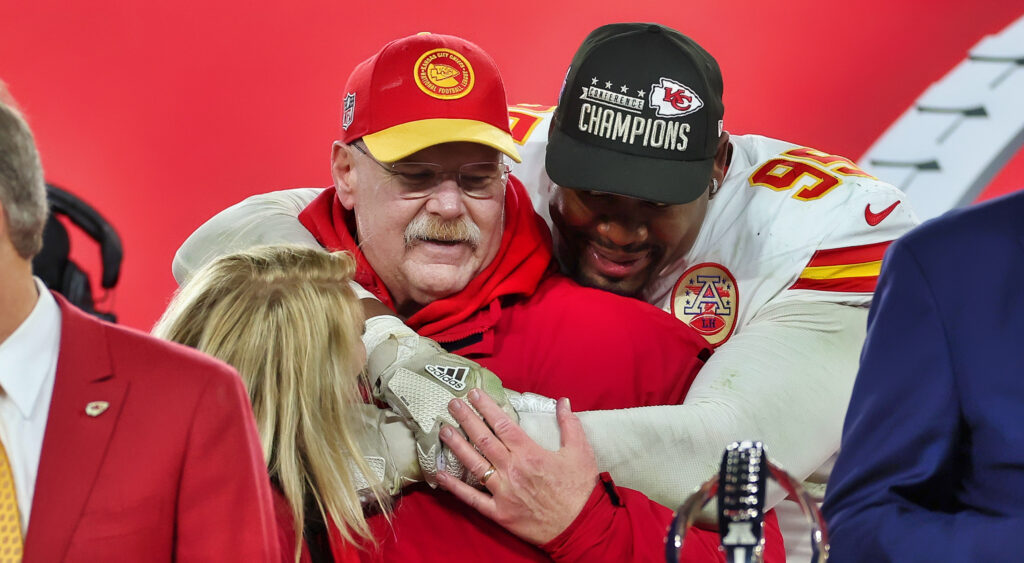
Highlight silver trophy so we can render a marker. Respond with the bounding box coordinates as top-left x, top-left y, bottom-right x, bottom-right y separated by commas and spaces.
665, 441, 829, 563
